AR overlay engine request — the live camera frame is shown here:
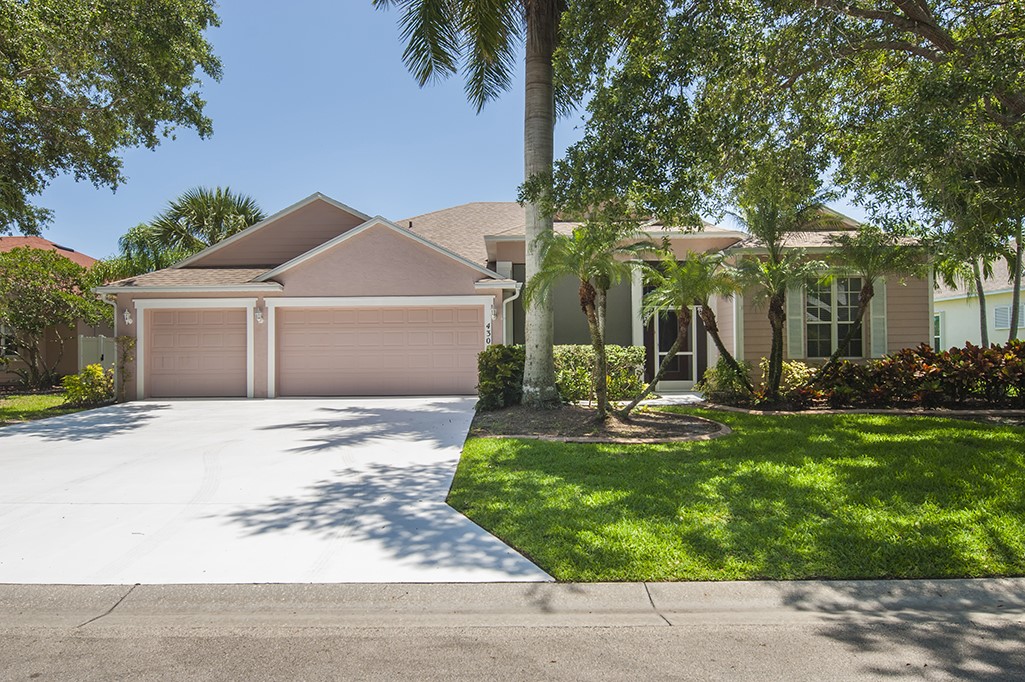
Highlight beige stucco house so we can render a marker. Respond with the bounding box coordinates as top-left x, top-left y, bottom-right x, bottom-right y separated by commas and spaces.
96, 193, 934, 400
1, 237, 114, 385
